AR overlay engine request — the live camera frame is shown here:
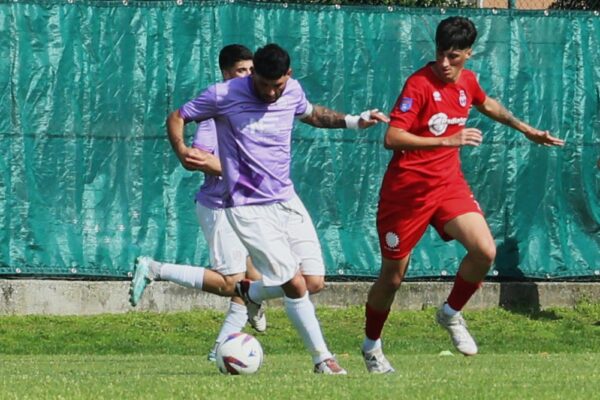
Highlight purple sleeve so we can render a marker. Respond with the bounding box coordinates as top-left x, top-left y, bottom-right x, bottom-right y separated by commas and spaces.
293, 80, 310, 117
179, 85, 218, 122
